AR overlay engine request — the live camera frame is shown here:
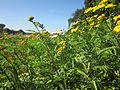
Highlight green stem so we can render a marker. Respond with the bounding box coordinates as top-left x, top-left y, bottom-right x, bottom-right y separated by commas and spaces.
41, 35, 55, 65
32, 21, 40, 32
32, 21, 55, 72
